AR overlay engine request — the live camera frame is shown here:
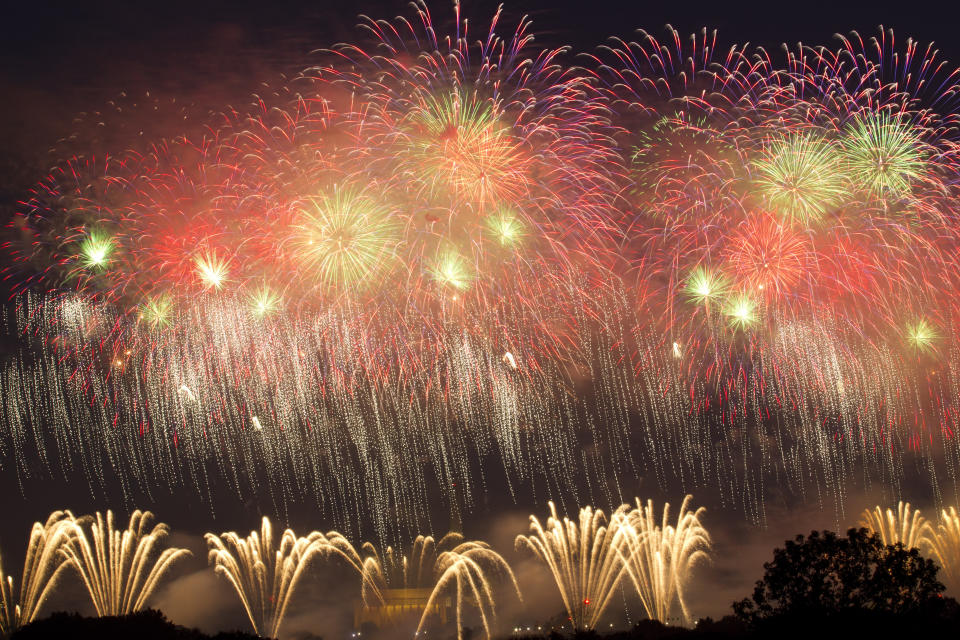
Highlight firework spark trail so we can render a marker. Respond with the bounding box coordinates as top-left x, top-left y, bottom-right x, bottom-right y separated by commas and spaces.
0, 512, 76, 635
60, 510, 190, 617
2, 286, 957, 535
614, 496, 711, 625
516, 501, 630, 630
419, 541, 520, 640
338, 532, 520, 640
927, 507, 960, 591
205, 517, 331, 638
859, 501, 932, 550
